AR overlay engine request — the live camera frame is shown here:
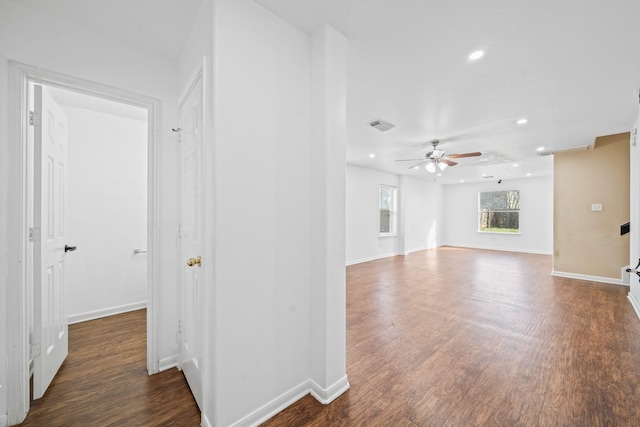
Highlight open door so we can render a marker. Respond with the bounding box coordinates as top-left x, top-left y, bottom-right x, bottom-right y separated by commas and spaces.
178, 73, 204, 409
32, 84, 71, 399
